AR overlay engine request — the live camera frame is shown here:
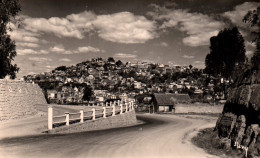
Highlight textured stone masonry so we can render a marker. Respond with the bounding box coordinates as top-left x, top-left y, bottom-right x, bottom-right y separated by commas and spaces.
0, 79, 47, 121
